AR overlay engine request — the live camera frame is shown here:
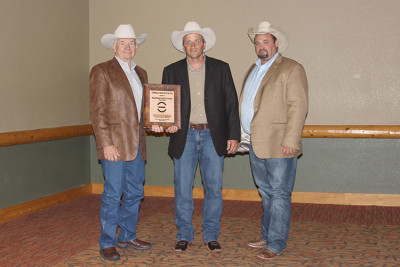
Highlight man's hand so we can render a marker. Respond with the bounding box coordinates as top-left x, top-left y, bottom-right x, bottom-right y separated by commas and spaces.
226, 140, 239, 154
281, 145, 298, 157
151, 125, 164, 133
151, 125, 179, 133
166, 126, 179, 133
104, 145, 120, 161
